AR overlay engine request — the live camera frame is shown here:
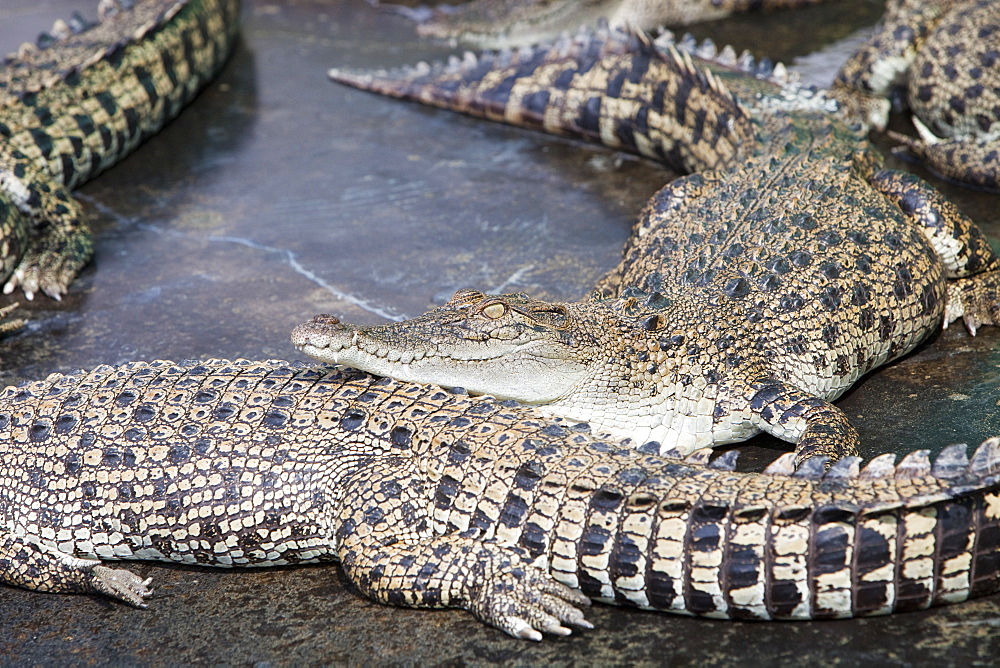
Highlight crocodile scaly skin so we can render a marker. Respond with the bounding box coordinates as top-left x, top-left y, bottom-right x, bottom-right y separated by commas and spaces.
2, 359, 999, 637
387, 0, 830, 47
299, 28, 1000, 465
0, 0, 238, 330
832, 0, 1000, 189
